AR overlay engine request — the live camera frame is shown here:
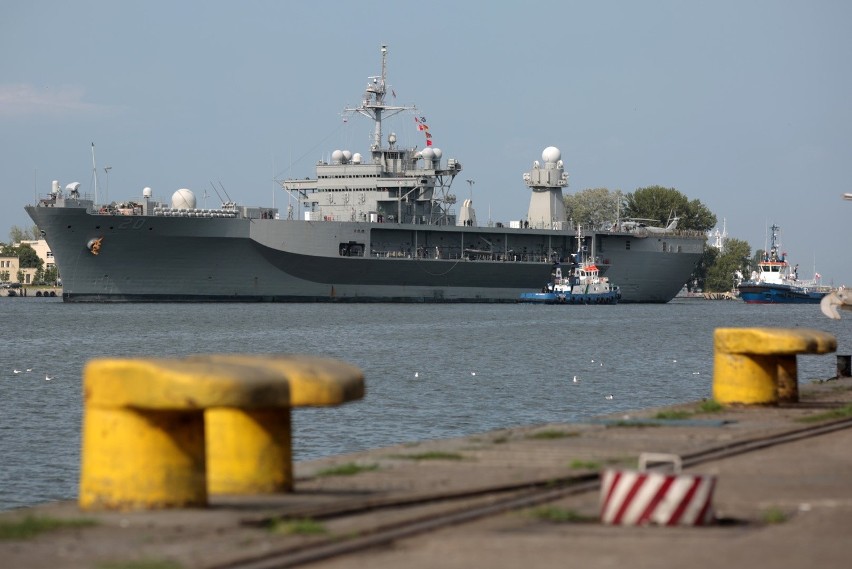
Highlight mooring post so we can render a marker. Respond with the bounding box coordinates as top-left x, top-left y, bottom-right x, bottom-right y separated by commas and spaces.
837, 355, 851, 379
